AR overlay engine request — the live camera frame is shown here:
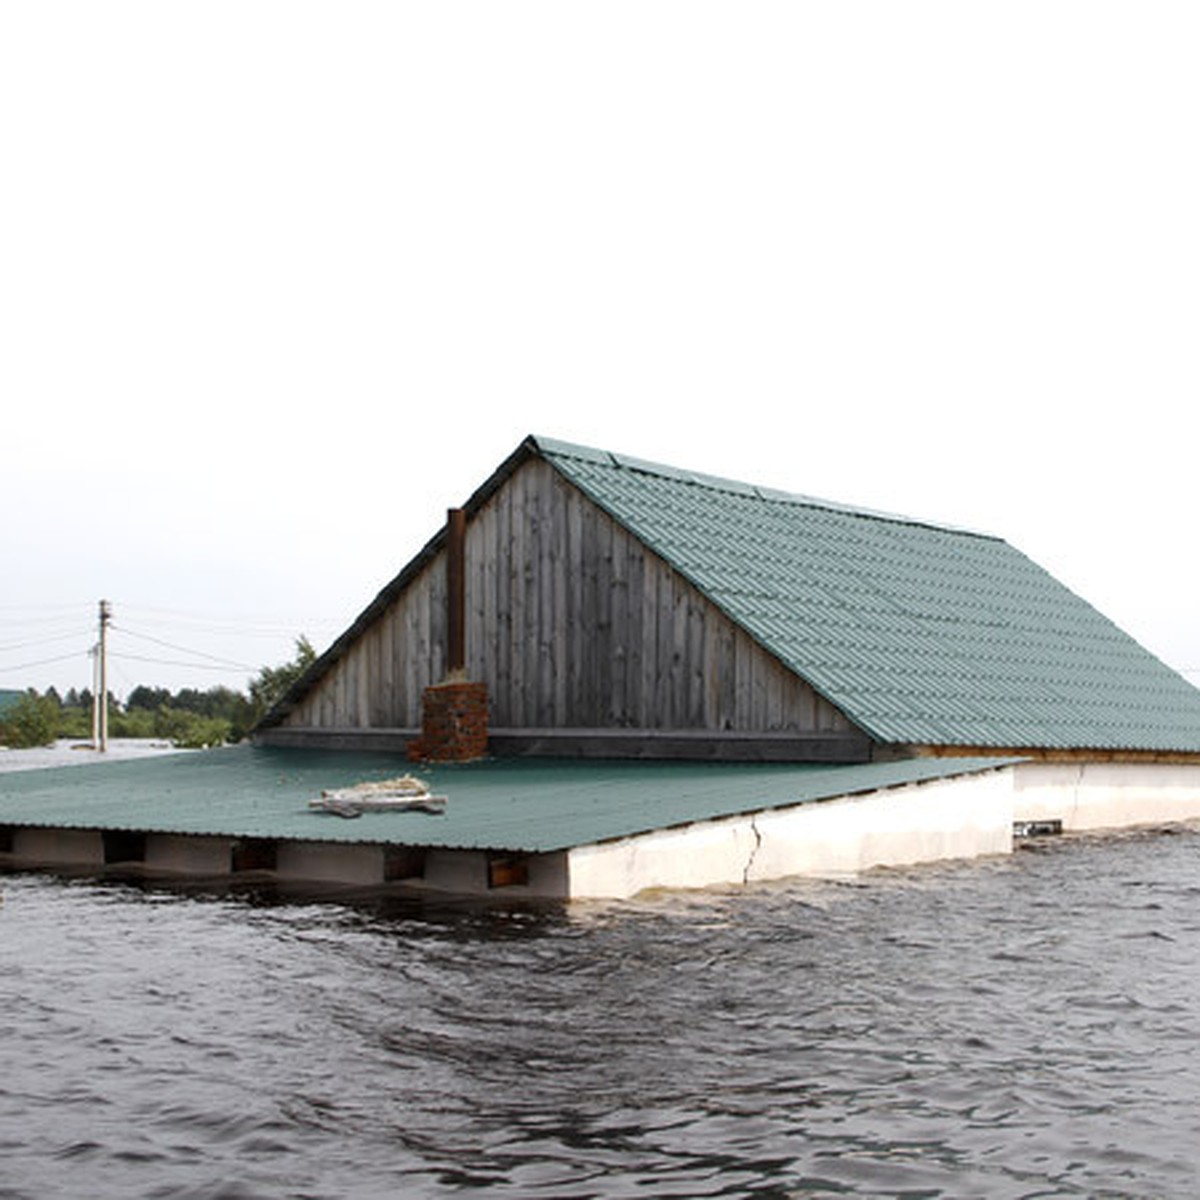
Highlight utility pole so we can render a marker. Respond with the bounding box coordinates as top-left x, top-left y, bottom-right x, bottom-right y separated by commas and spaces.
95, 599, 112, 752
90, 645, 99, 747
